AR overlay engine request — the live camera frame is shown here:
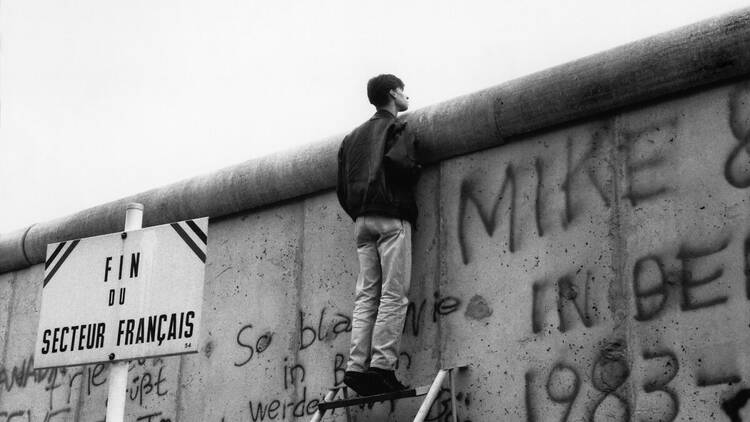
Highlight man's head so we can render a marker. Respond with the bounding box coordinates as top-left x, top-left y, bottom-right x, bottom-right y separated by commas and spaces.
367, 74, 409, 112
